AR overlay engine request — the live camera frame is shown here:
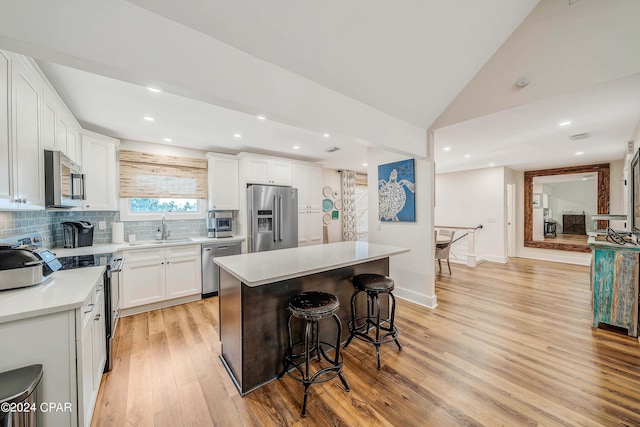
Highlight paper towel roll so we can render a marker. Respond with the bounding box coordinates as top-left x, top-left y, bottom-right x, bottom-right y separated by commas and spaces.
112, 222, 124, 243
